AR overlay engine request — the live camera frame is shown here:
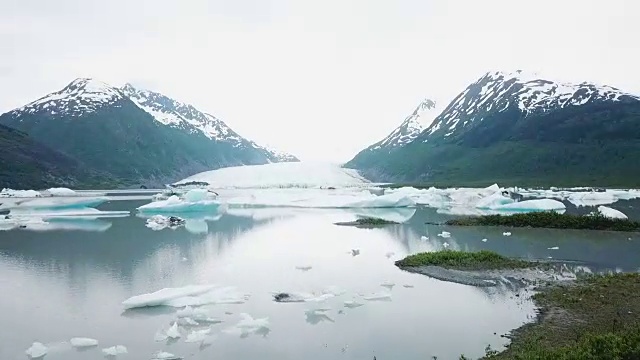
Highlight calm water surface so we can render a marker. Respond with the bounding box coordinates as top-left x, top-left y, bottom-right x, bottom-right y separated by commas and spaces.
1, 197, 639, 360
